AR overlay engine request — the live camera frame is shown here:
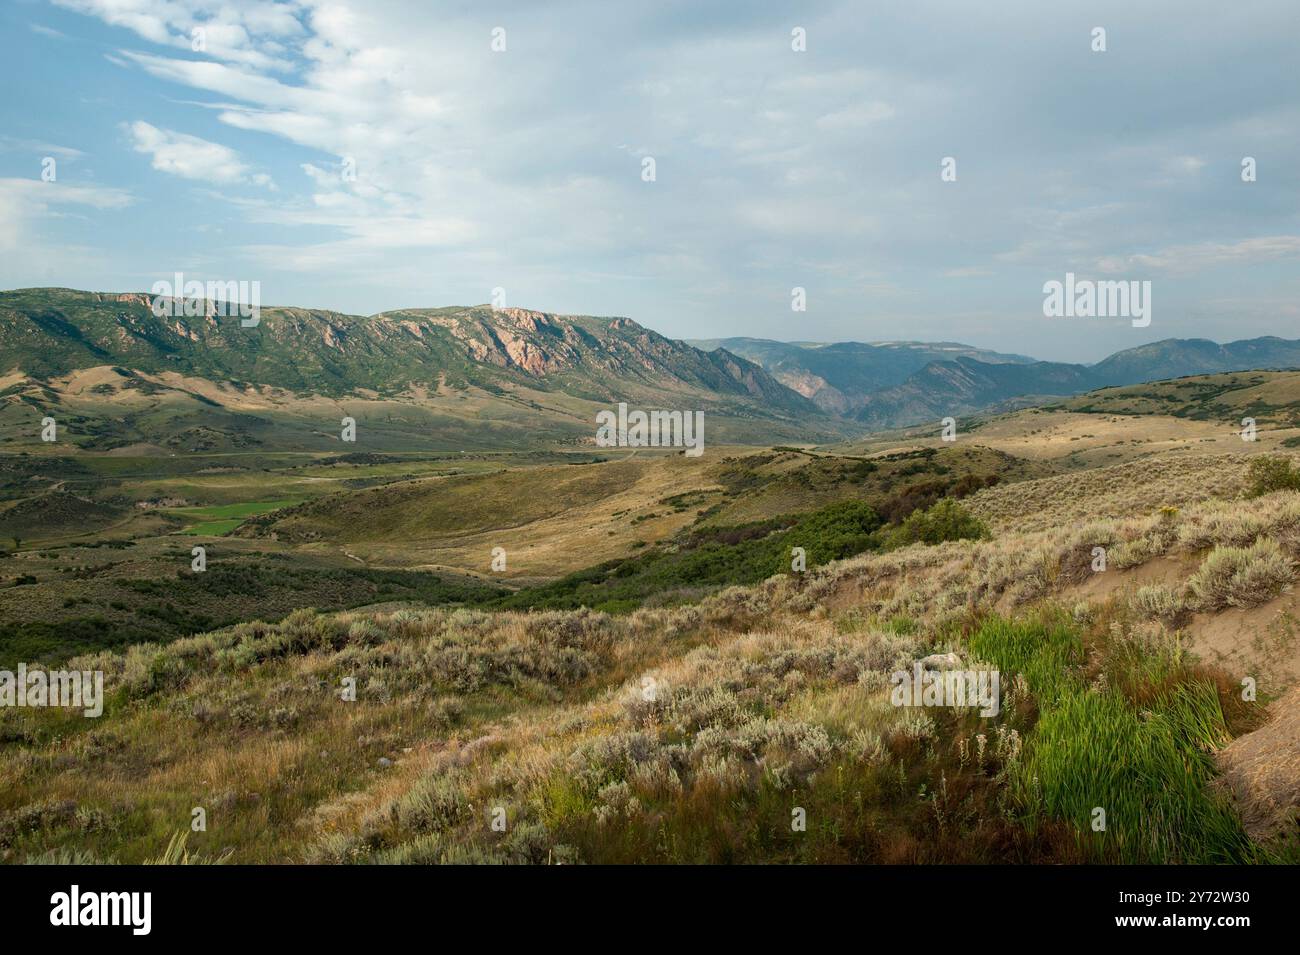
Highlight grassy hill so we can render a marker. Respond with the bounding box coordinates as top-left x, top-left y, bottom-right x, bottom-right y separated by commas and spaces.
0, 441, 1025, 663
1058, 370, 1300, 428
237, 444, 1032, 580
